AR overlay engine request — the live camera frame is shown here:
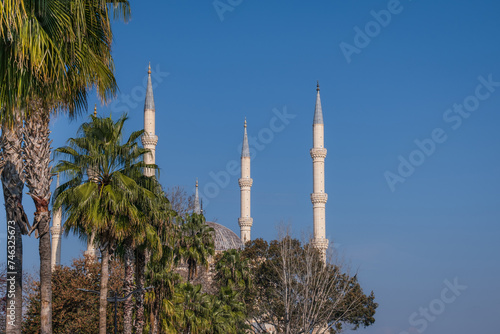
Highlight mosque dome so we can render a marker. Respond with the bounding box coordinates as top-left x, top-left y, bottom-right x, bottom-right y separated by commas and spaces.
206, 221, 244, 252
